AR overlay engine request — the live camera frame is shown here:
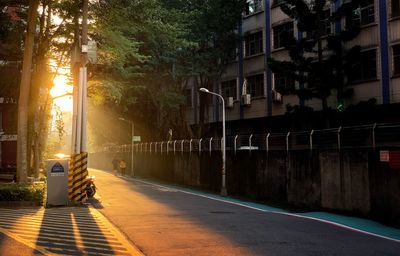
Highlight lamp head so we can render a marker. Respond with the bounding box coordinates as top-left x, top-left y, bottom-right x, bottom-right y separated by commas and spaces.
199, 88, 209, 93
